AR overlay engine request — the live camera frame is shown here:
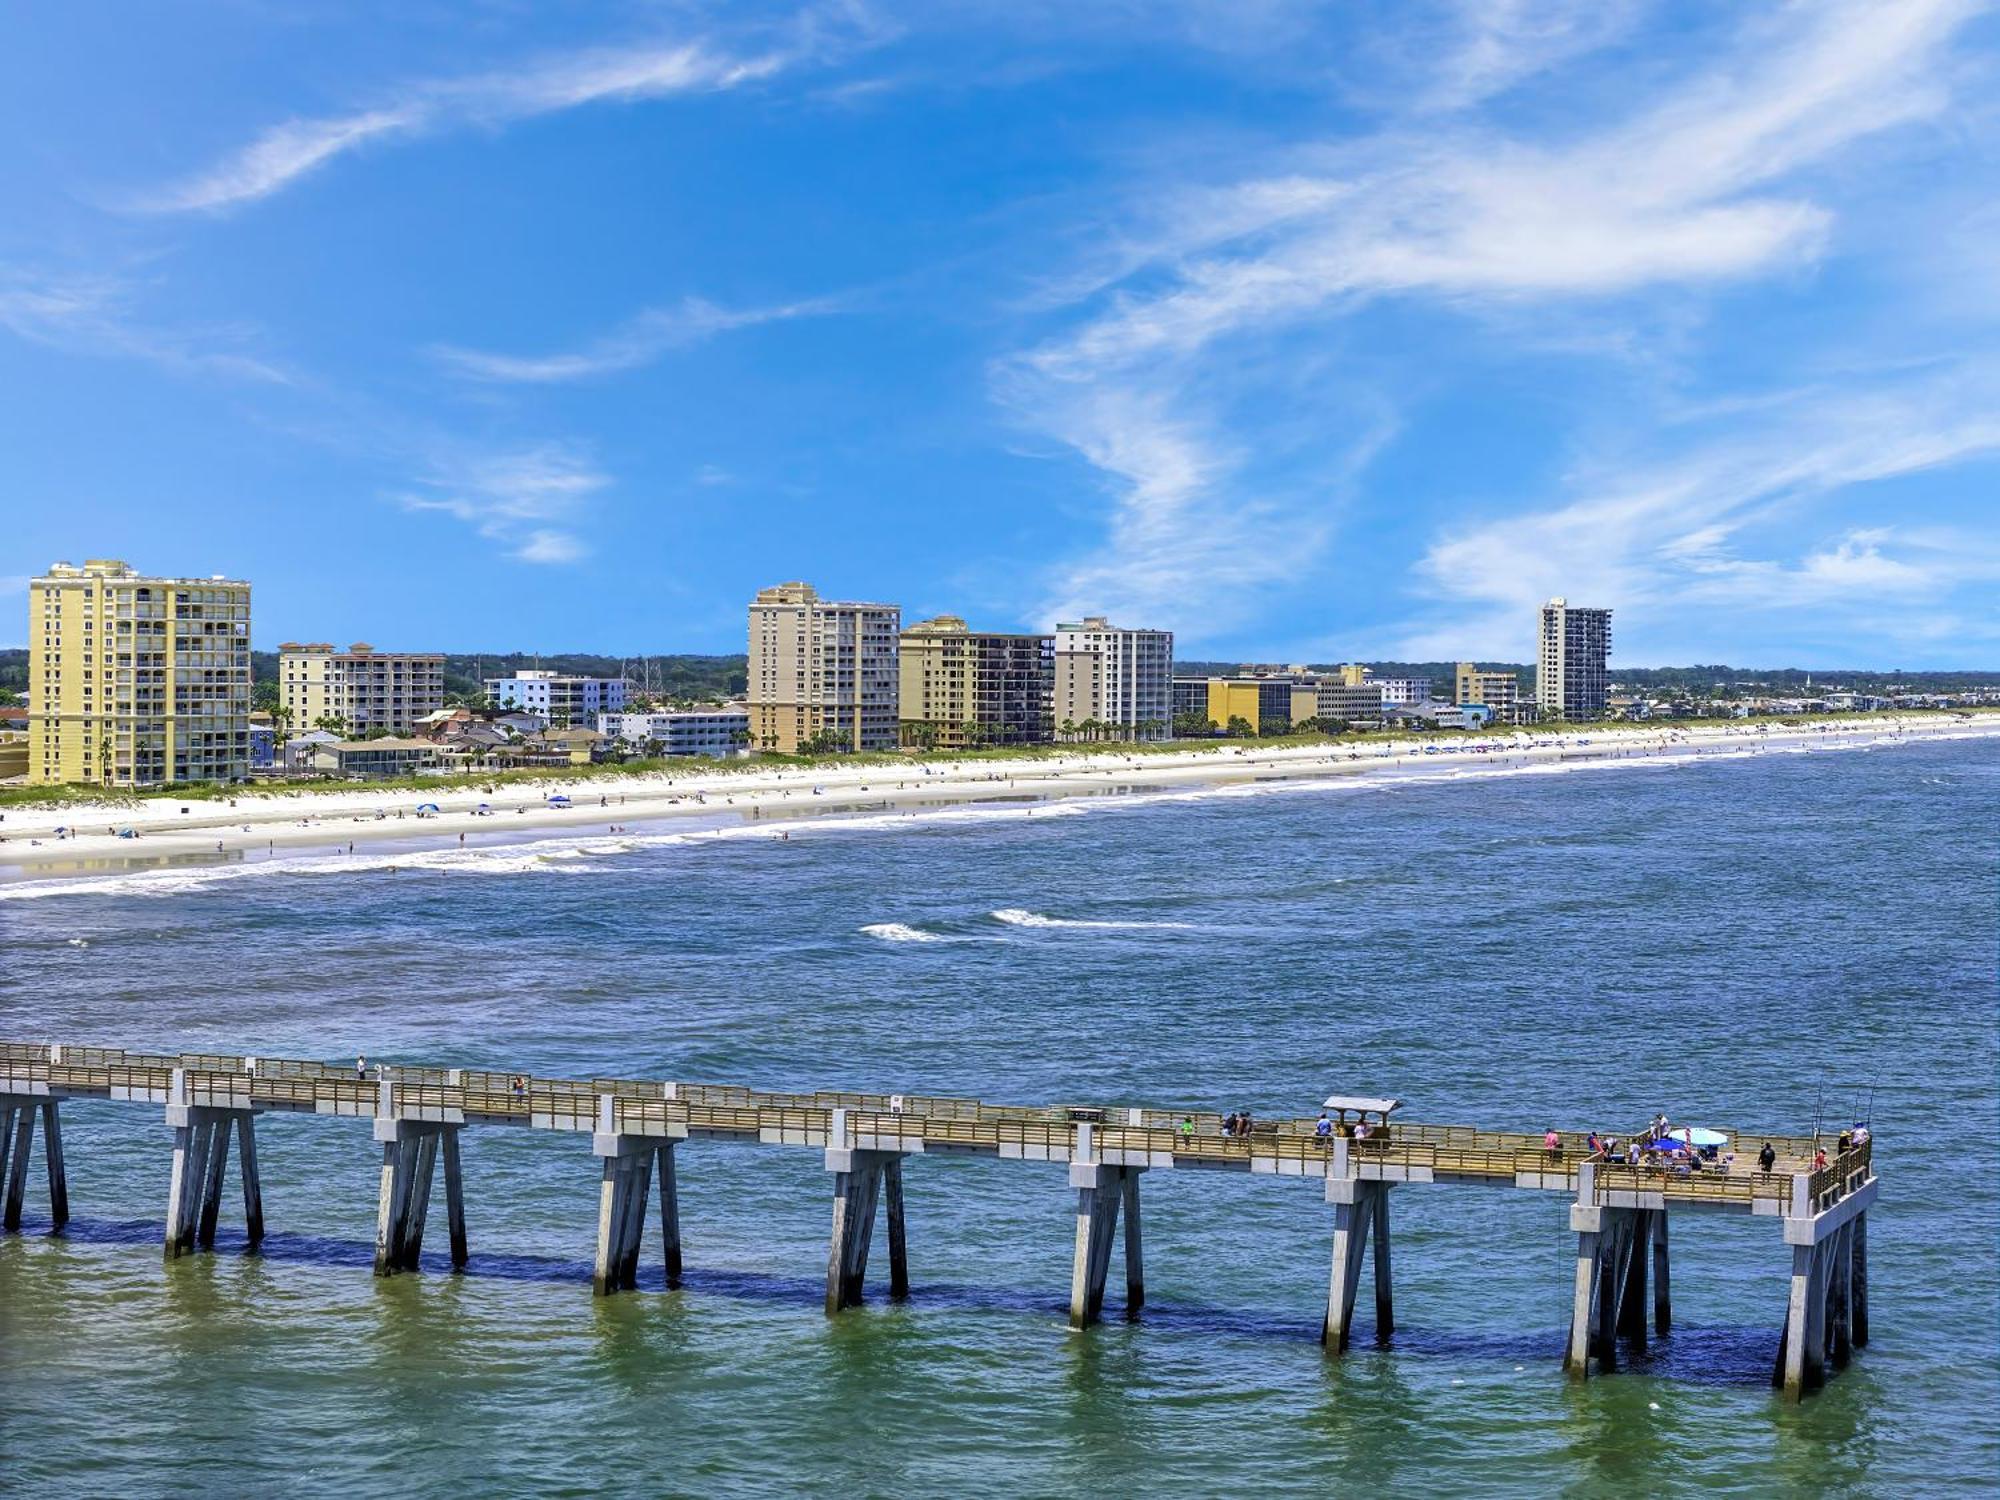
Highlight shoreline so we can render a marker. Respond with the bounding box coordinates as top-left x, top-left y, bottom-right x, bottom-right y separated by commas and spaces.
3, 715, 1995, 892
